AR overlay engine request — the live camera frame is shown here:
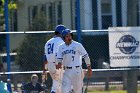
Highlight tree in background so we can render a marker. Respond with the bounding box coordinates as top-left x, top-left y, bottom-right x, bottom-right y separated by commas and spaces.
0, 0, 17, 14
0, 0, 5, 51
15, 13, 53, 71
0, 0, 17, 51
